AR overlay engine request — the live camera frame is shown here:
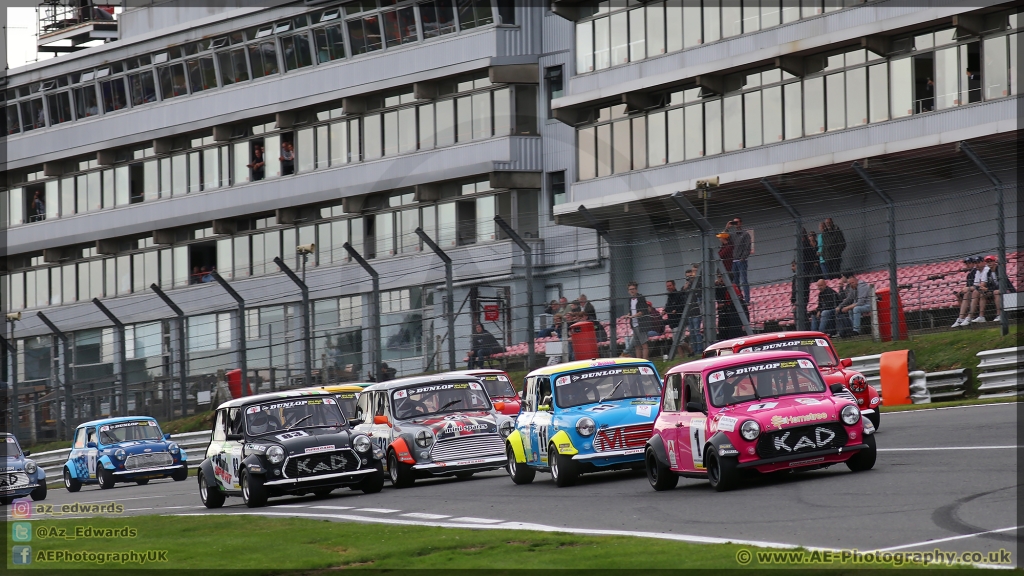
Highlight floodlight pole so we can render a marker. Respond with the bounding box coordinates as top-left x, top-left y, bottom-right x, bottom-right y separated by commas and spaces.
150, 284, 188, 416
761, 178, 807, 330
91, 298, 129, 415
494, 215, 535, 370
6, 320, 19, 438
578, 206, 618, 357
35, 312, 74, 438
416, 227, 456, 371
274, 257, 312, 386
670, 192, 718, 347
343, 243, 382, 383
210, 272, 249, 396
852, 162, 902, 341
